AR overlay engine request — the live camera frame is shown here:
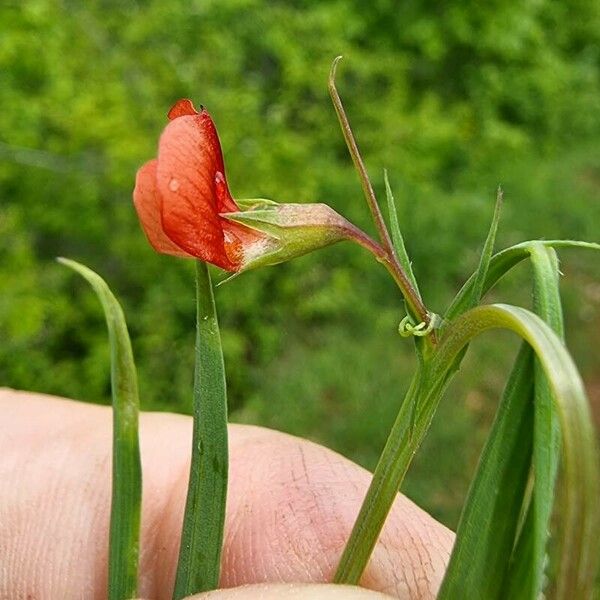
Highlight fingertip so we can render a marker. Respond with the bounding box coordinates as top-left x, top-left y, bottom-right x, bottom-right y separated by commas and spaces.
187, 583, 394, 599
